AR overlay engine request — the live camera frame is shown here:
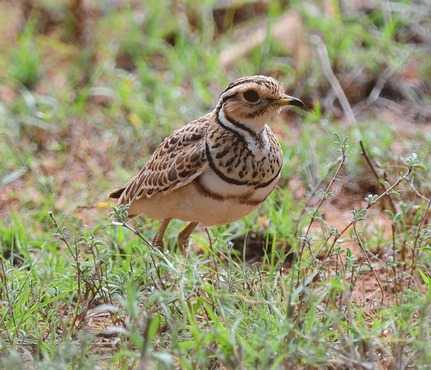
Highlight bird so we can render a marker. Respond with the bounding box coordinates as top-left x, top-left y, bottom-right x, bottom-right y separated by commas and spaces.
110, 75, 303, 250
